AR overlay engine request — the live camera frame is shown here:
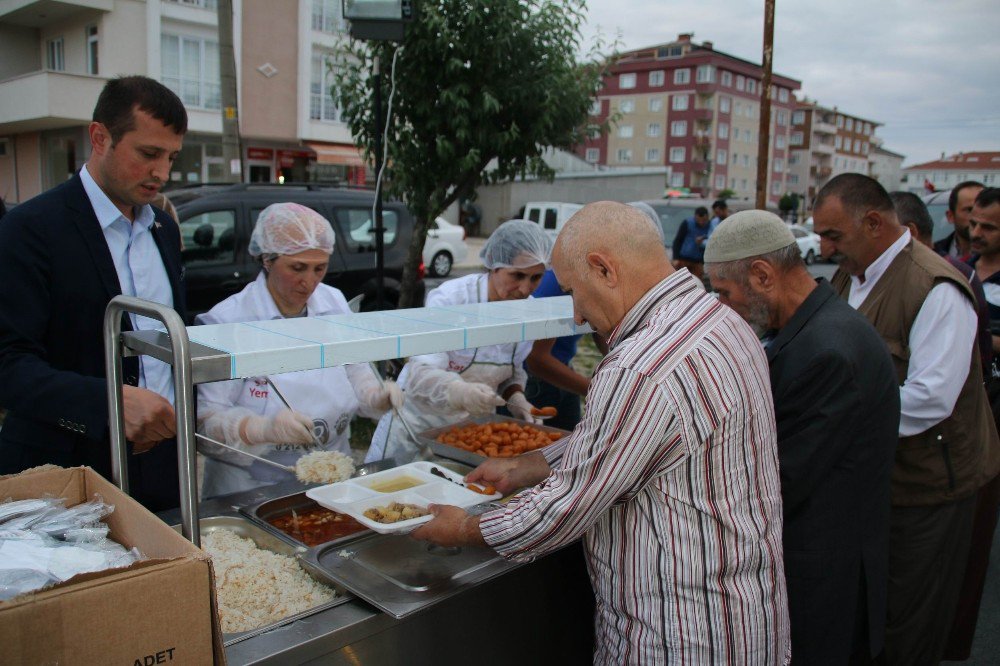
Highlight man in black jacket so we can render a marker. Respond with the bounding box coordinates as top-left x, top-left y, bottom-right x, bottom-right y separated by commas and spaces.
0, 76, 187, 511
706, 210, 900, 664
